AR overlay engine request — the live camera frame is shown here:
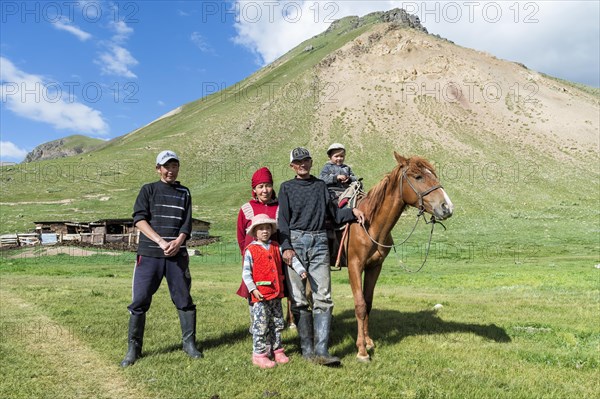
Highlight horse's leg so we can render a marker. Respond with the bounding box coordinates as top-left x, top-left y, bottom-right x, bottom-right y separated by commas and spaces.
285, 298, 295, 328
347, 259, 369, 361
362, 262, 383, 352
